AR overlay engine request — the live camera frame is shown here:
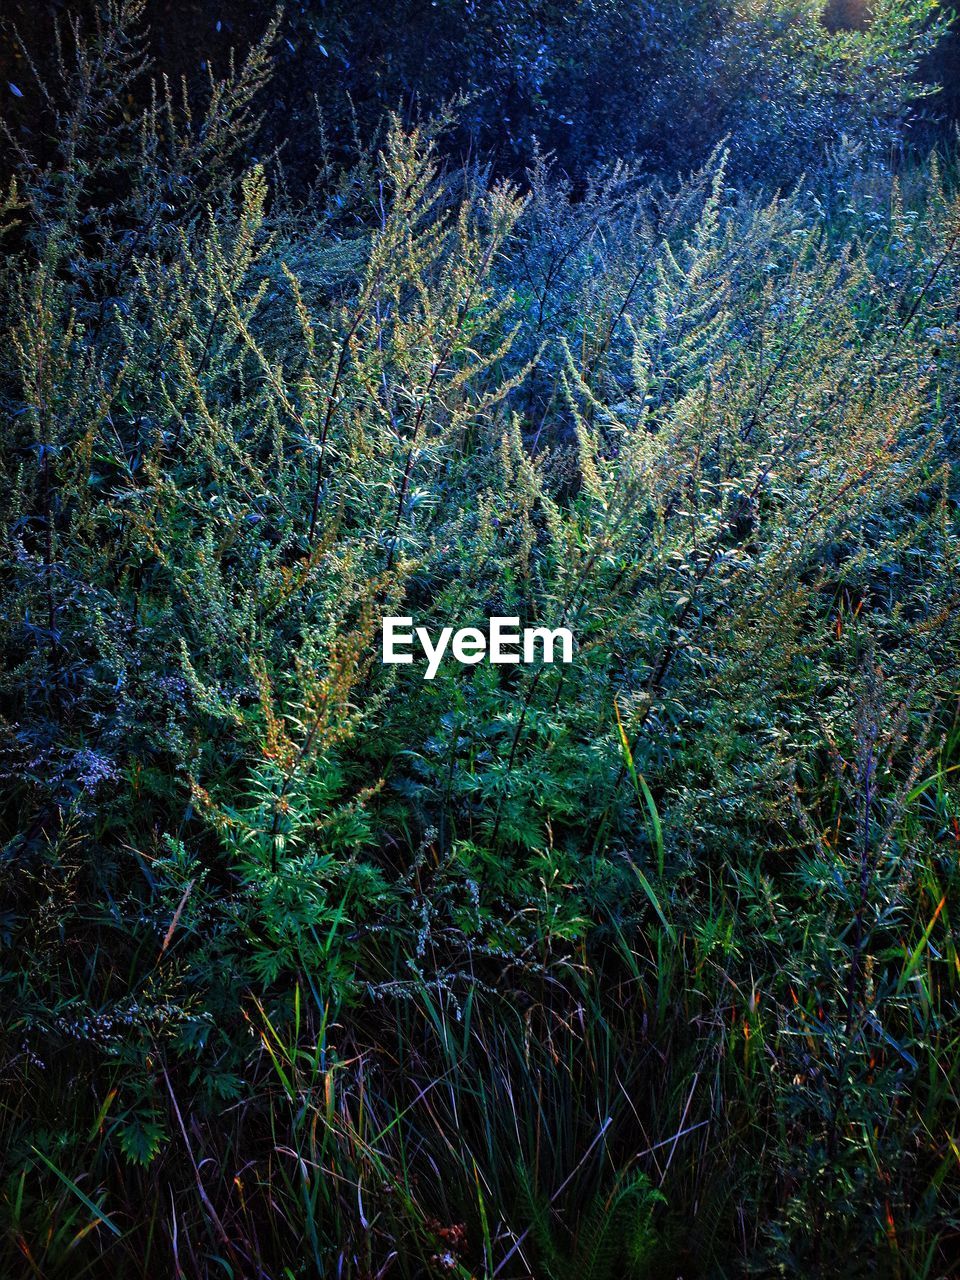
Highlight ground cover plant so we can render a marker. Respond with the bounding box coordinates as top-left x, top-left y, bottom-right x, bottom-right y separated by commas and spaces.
2, 2, 960, 1276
